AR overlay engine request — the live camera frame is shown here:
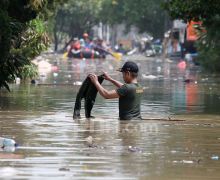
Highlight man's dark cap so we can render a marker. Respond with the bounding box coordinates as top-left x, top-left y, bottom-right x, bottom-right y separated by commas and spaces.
117, 61, 139, 73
